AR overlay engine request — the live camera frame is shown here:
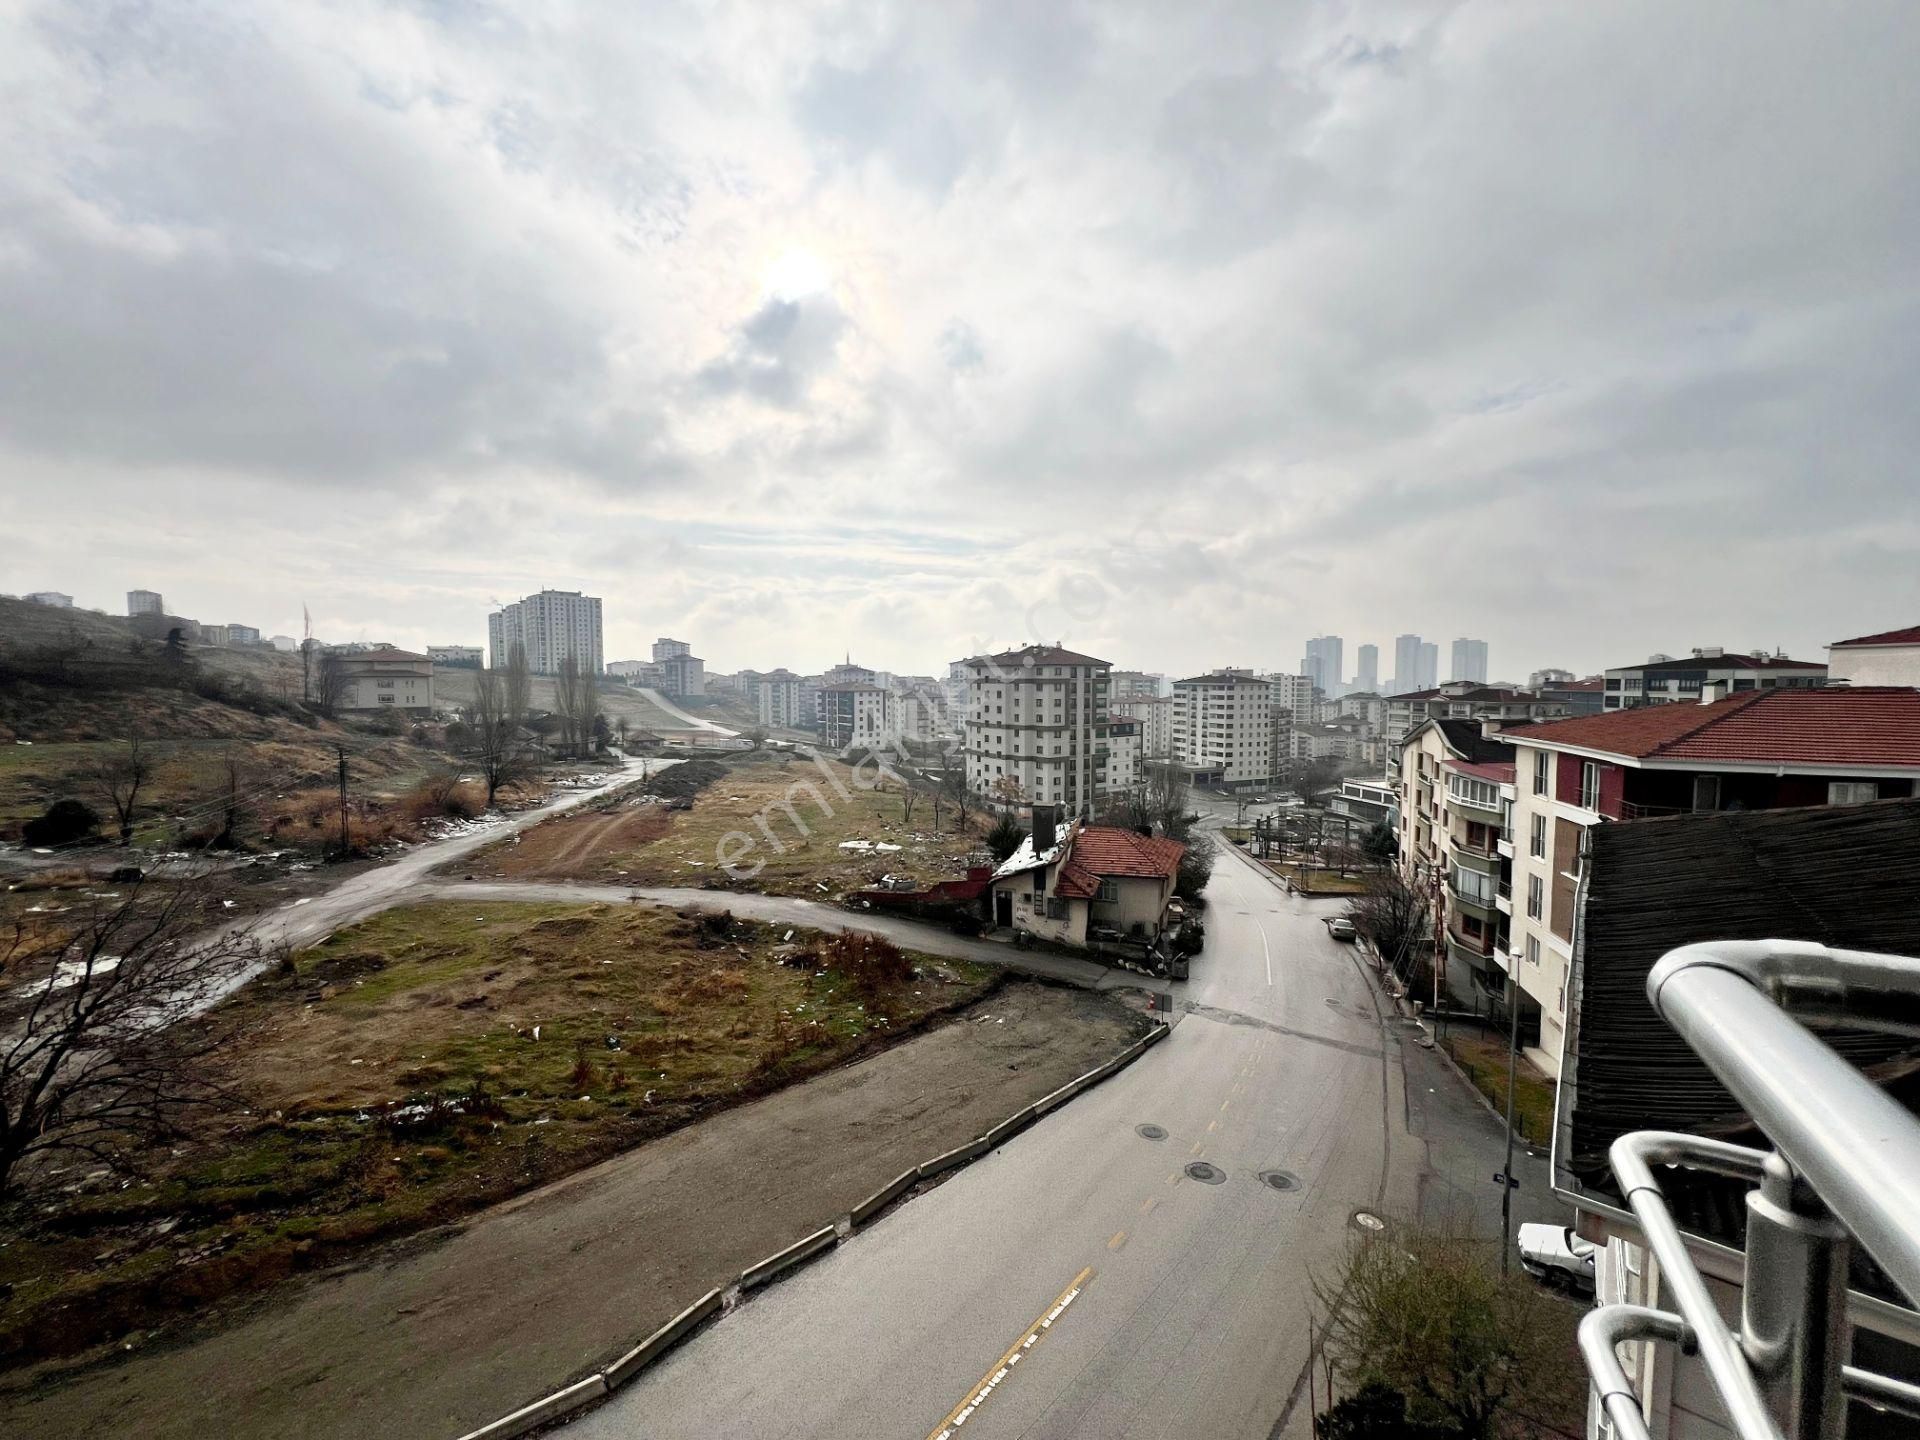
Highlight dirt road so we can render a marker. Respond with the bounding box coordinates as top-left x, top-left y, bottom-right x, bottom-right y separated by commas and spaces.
3, 984, 1143, 1440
